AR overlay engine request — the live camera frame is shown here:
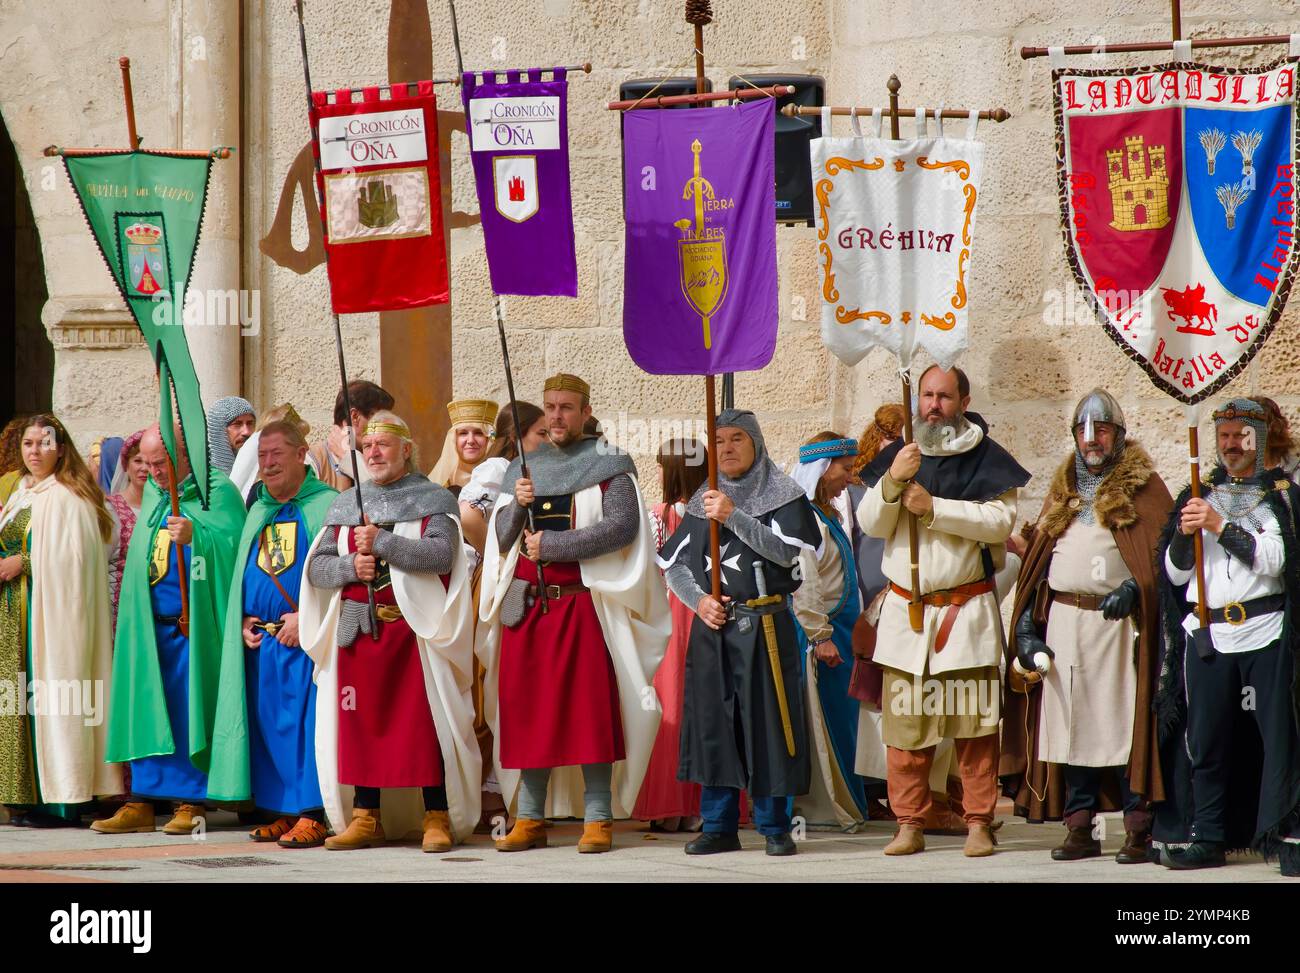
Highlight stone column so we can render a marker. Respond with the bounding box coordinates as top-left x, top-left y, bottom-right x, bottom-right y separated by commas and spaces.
172, 0, 241, 405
